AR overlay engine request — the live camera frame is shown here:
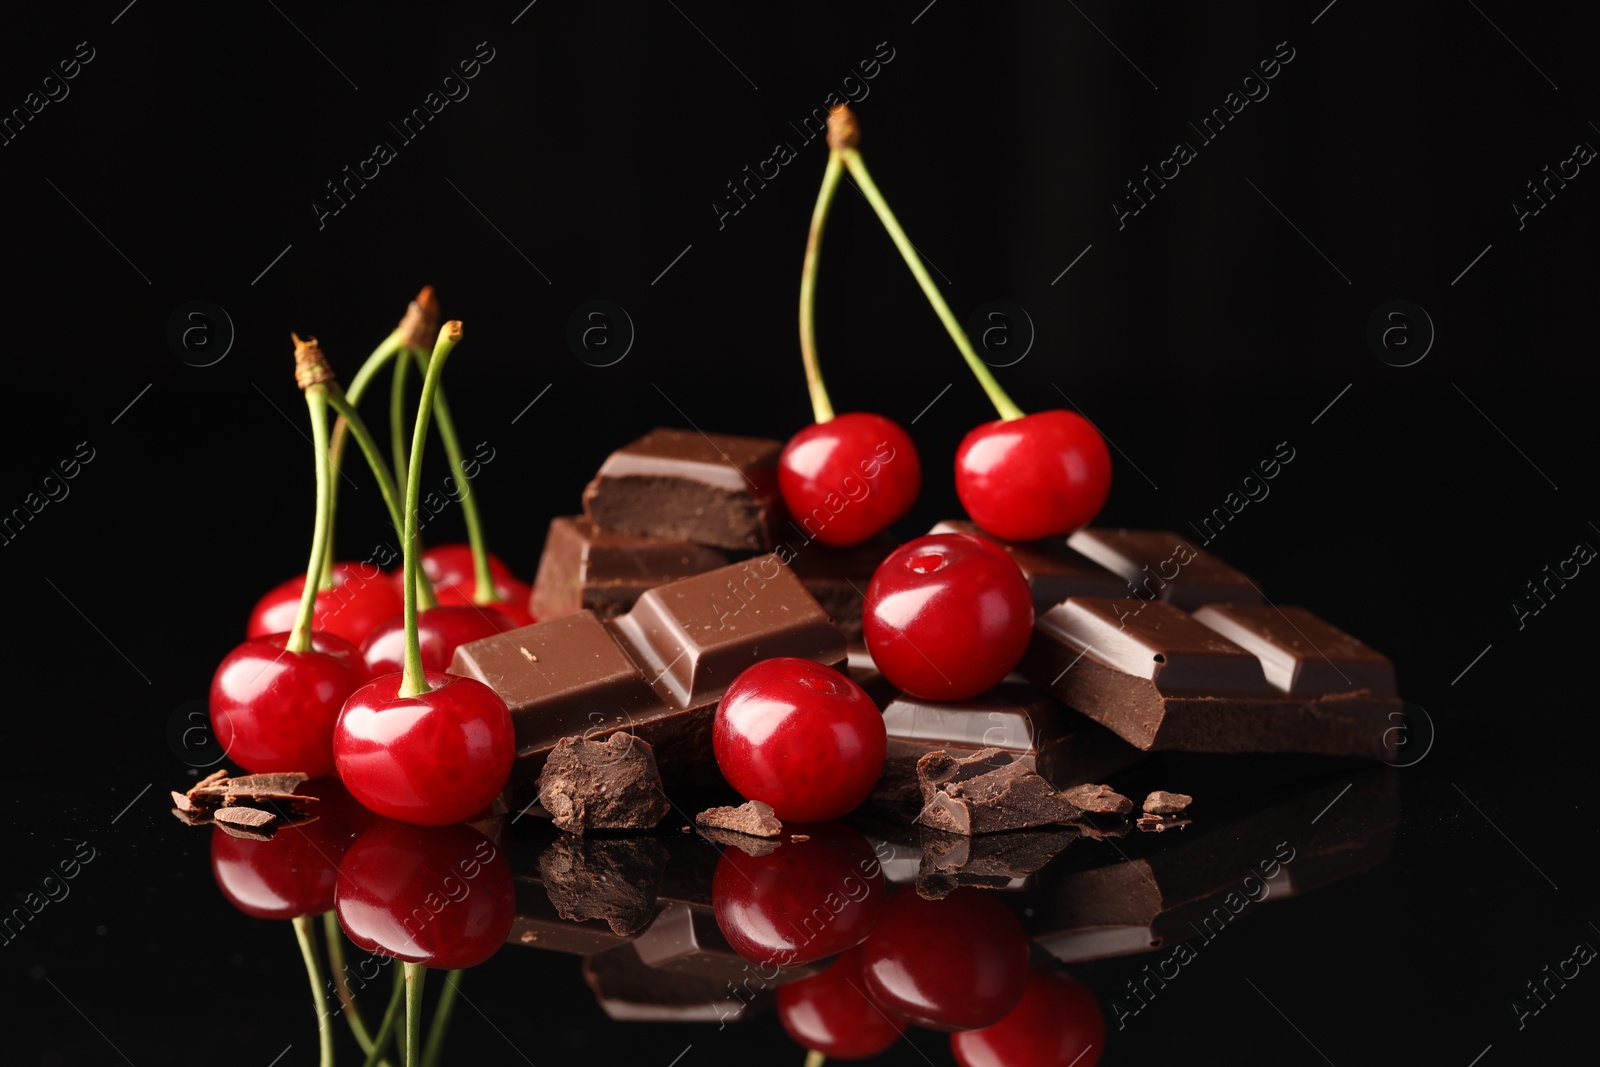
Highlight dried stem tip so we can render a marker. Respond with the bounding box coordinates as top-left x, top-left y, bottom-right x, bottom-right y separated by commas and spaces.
438, 320, 463, 344
396, 285, 440, 351
826, 104, 860, 151
291, 333, 336, 389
